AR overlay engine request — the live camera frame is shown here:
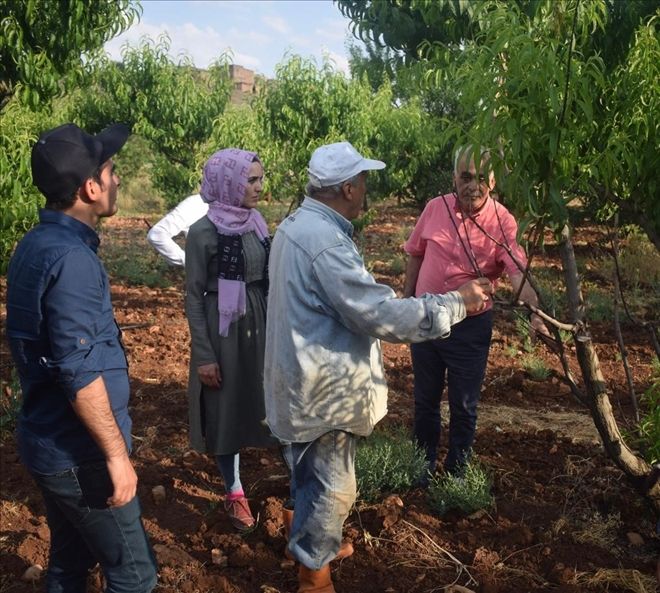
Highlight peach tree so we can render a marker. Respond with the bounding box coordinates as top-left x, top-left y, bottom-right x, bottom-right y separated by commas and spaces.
338, 0, 660, 513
